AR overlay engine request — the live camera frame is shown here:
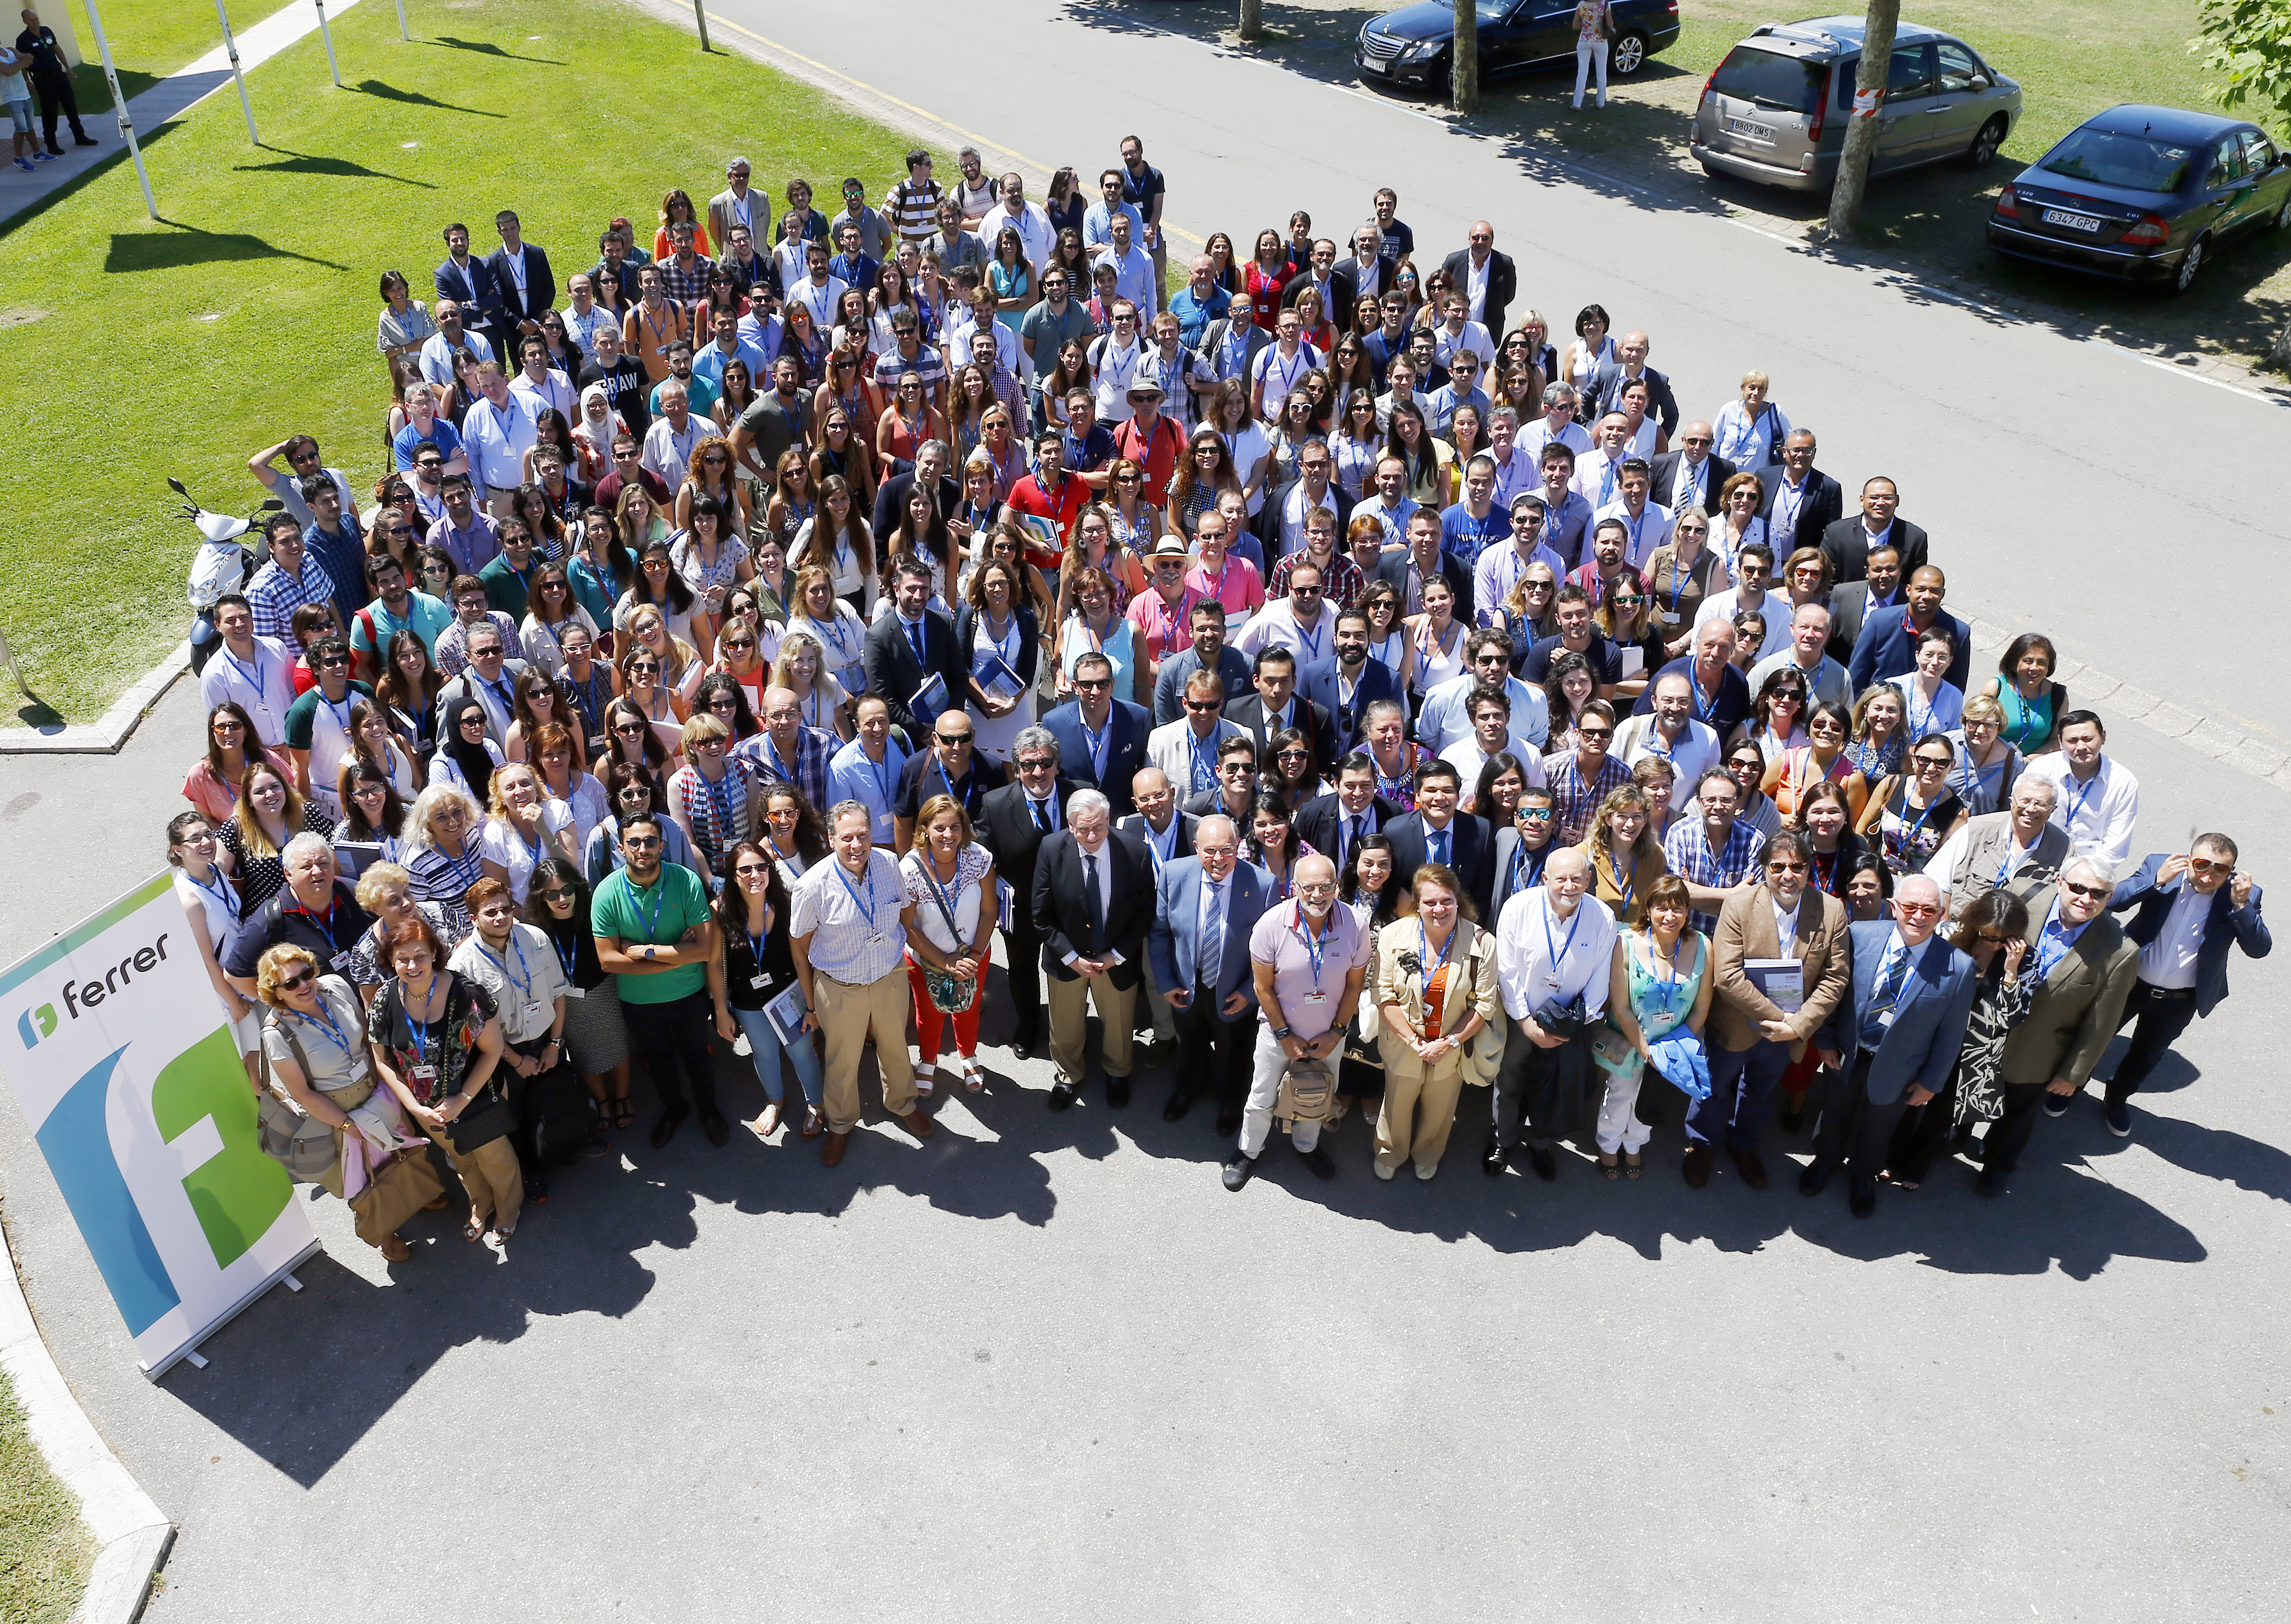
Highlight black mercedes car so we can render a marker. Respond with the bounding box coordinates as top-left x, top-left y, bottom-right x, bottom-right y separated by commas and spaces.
1356, 0, 1681, 93
1986, 103, 2291, 294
